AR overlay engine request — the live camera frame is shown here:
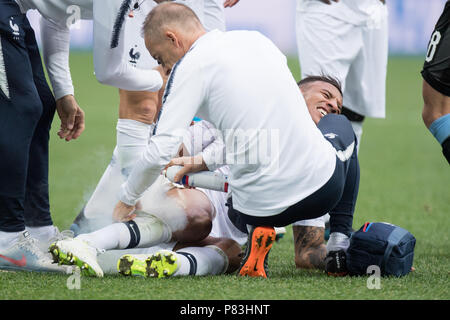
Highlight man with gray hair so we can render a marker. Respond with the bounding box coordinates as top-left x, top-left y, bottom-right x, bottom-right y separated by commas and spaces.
110, 2, 359, 278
